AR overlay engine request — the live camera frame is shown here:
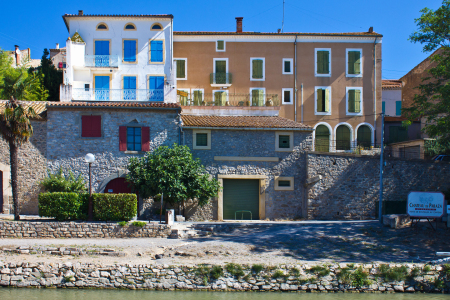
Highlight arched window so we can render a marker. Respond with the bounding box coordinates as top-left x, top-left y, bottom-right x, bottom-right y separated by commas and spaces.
96, 23, 108, 30
124, 23, 136, 30
357, 125, 372, 148
315, 125, 330, 152
151, 23, 163, 30
336, 125, 351, 150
